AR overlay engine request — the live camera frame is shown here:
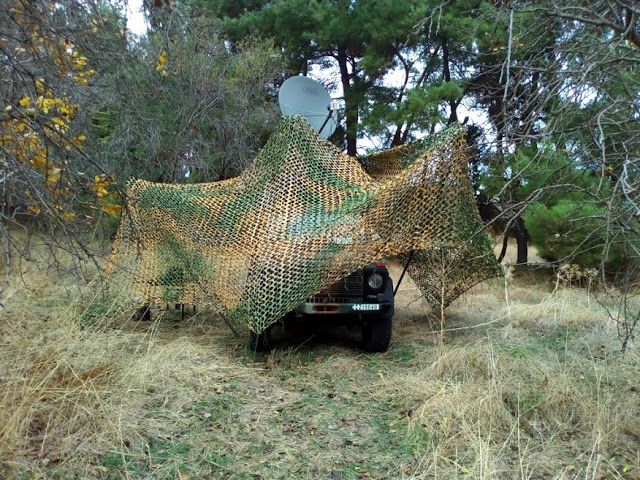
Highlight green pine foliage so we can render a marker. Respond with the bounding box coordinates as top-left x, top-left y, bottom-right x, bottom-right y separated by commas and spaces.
527, 200, 628, 269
